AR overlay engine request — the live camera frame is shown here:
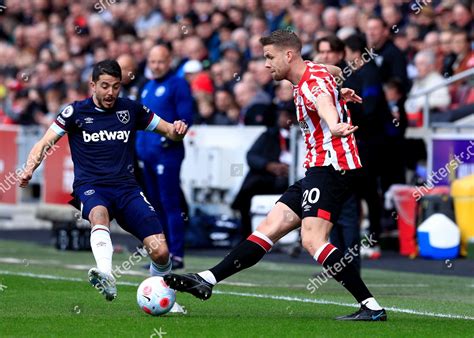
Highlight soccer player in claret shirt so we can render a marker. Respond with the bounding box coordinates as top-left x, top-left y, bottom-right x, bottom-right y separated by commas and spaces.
165, 30, 387, 321
19, 60, 187, 310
